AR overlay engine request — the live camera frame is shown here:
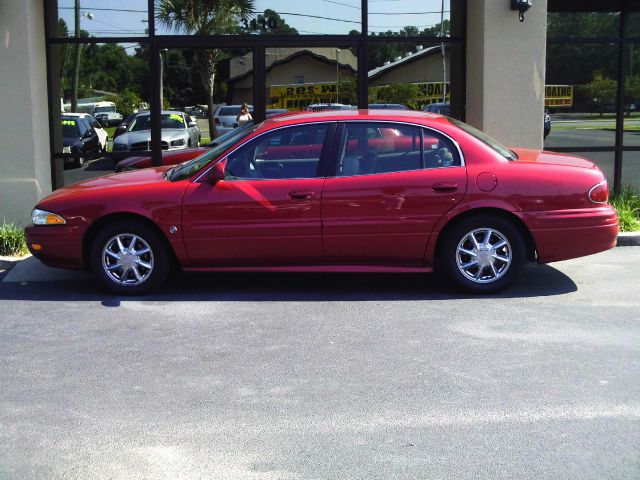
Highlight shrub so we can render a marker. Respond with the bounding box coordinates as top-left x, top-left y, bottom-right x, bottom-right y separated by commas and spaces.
0, 222, 28, 256
610, 186, 640, 232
